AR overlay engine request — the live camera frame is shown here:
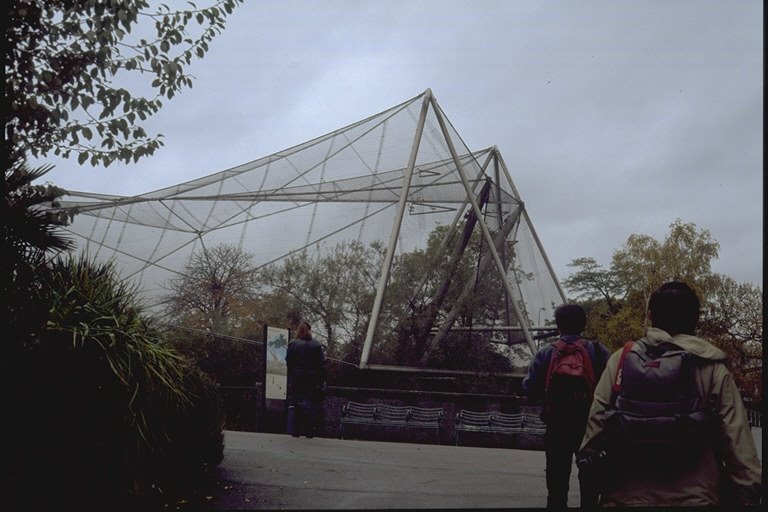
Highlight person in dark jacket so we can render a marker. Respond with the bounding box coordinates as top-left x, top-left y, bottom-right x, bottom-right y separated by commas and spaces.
522, 303, 610, 509
285, 322, 326, 438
